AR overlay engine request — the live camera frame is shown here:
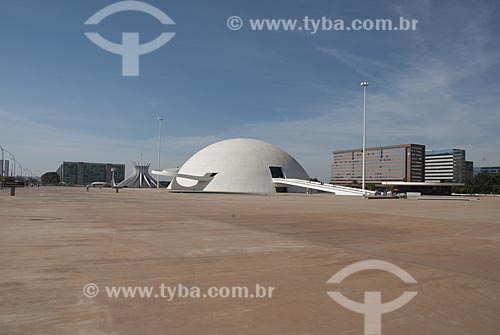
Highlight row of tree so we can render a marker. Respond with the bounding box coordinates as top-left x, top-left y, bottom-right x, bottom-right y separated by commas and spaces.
454, 173, 500, 194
